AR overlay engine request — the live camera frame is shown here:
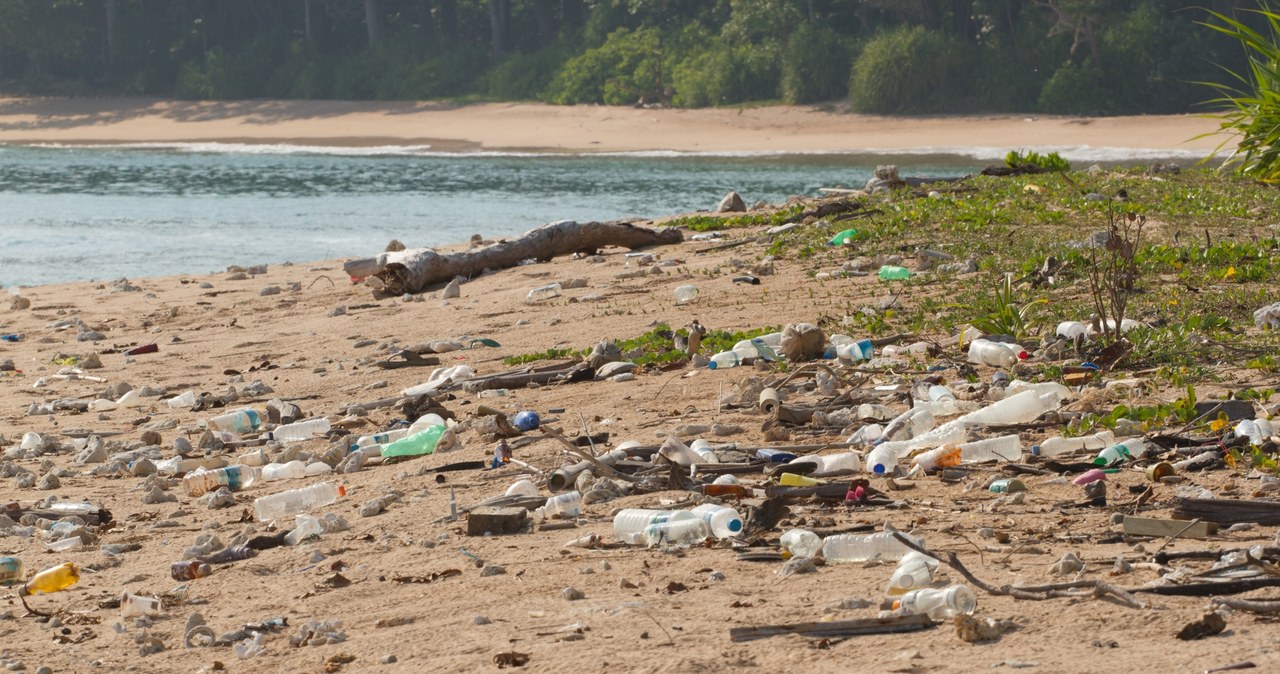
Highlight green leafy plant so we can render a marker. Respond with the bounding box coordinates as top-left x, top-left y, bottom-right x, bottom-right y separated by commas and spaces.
963, 273, 1046, 340
1198, 4, 1280, 183
1005, 149, 1070, 172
